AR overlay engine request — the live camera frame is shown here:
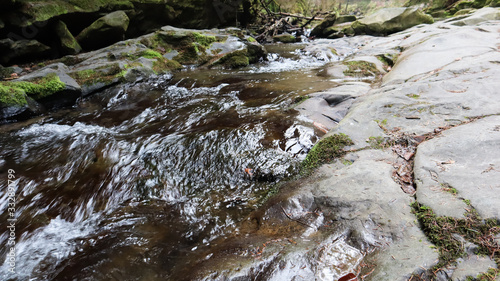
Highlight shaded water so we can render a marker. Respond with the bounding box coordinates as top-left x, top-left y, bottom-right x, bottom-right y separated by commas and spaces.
0, 44, 341, 280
